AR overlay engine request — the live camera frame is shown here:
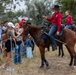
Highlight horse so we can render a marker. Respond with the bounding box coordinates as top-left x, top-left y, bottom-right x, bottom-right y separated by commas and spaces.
22, 23, 76, 69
